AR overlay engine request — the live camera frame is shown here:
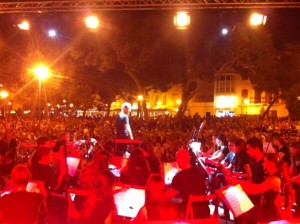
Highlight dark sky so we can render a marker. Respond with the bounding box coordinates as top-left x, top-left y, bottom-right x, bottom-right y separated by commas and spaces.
0, 8, 299, 47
